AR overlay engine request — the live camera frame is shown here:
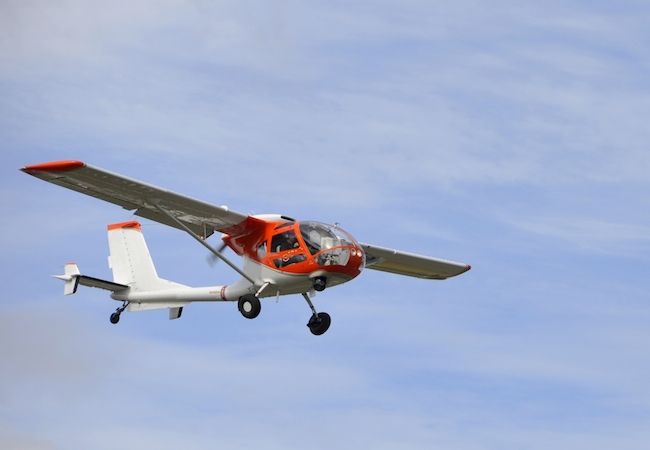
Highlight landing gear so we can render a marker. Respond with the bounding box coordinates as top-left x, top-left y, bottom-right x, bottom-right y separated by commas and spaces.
312, 276, 327, 292
308, 312, 331, 336
109, 301, 129, 325
238, 294, 261, 319
301, 292, 331, 335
